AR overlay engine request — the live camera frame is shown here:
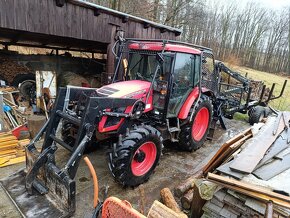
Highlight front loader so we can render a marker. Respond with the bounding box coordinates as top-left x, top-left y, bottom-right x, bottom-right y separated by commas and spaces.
1, 38, 285, 217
